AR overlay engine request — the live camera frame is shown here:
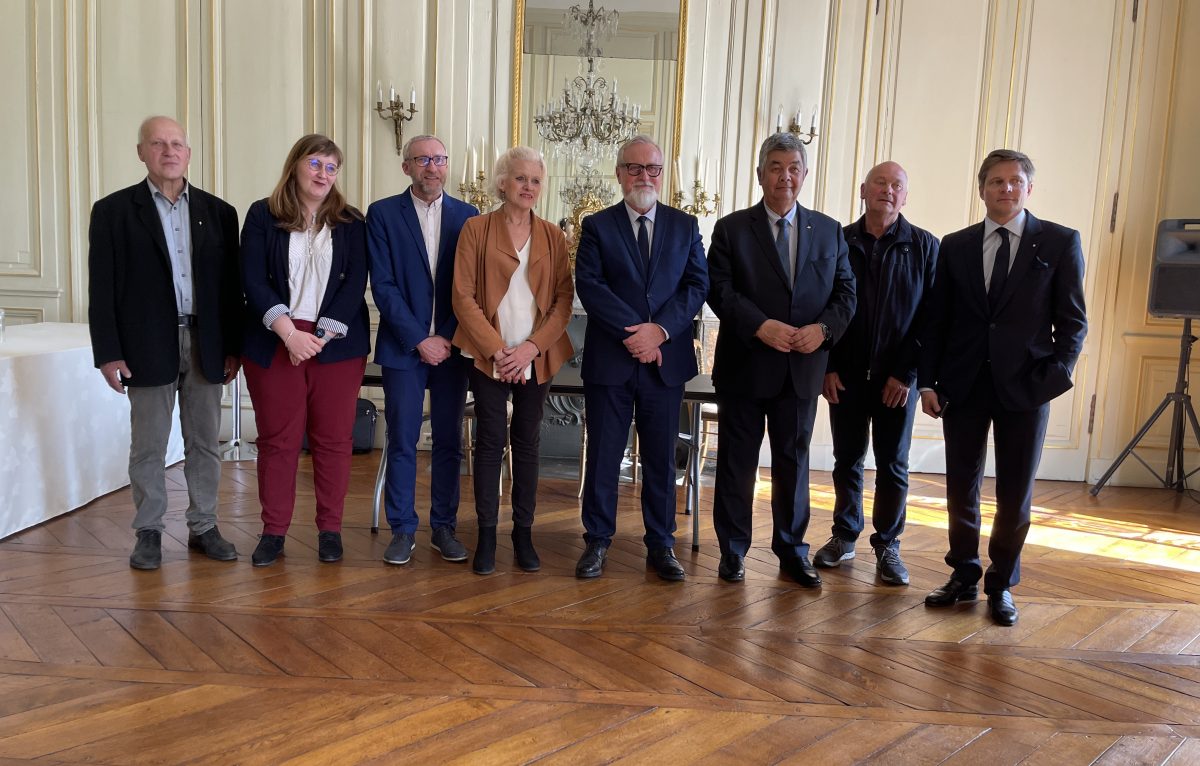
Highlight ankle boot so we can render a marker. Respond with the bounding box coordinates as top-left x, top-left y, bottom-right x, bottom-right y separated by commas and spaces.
473, 526, 497, 575
511, 525, 541, 572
